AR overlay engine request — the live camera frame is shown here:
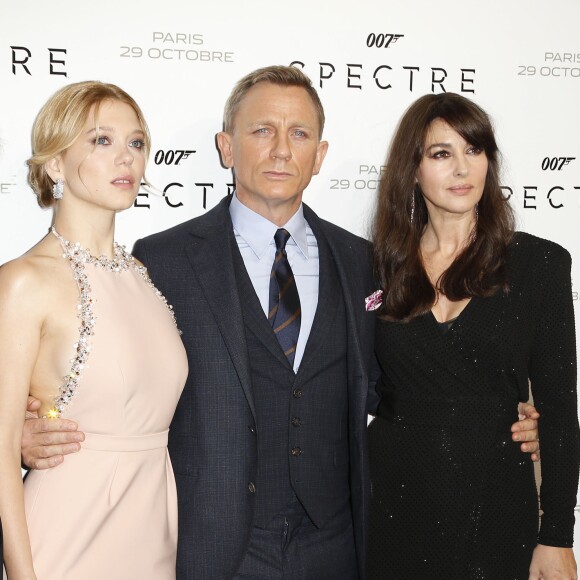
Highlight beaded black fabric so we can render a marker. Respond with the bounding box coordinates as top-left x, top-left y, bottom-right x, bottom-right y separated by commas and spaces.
368, 232, 579, 579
